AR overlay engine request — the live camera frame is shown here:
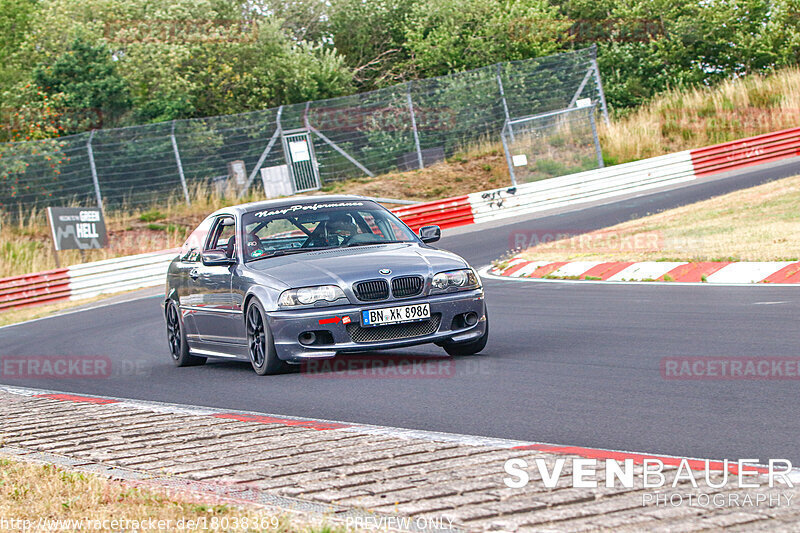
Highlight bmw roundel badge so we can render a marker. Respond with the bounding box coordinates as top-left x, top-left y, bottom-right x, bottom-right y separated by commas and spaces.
379, 268, 392, 275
